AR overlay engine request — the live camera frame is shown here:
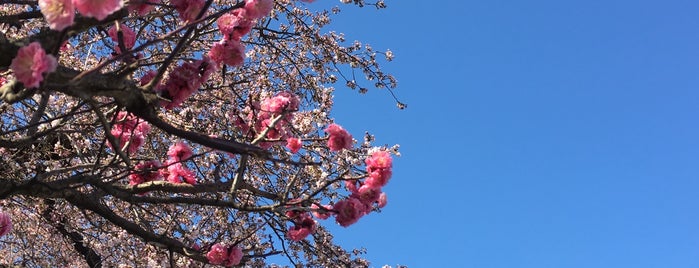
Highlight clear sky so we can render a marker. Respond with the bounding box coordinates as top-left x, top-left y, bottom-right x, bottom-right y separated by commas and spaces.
308, 1, 699, 267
